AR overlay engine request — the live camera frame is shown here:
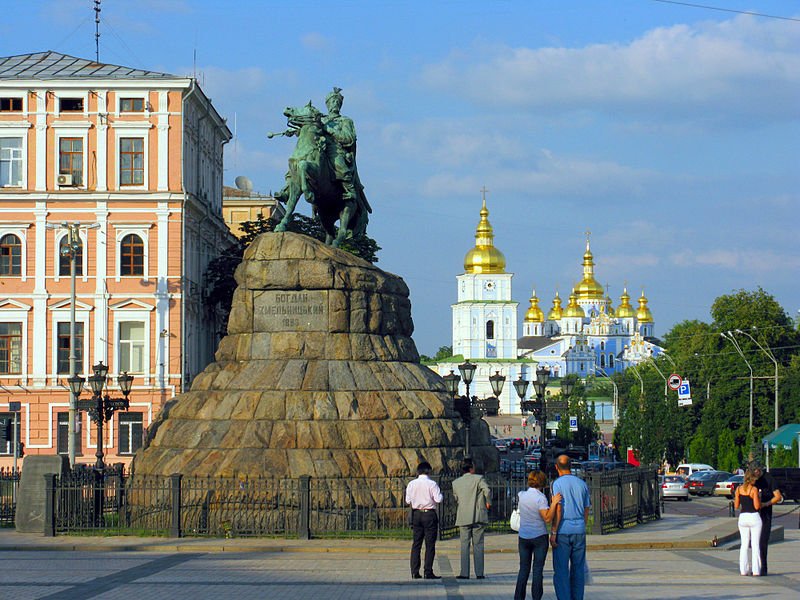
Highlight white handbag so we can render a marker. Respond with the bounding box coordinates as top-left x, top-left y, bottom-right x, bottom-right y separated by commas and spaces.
510, 508, 521, 531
